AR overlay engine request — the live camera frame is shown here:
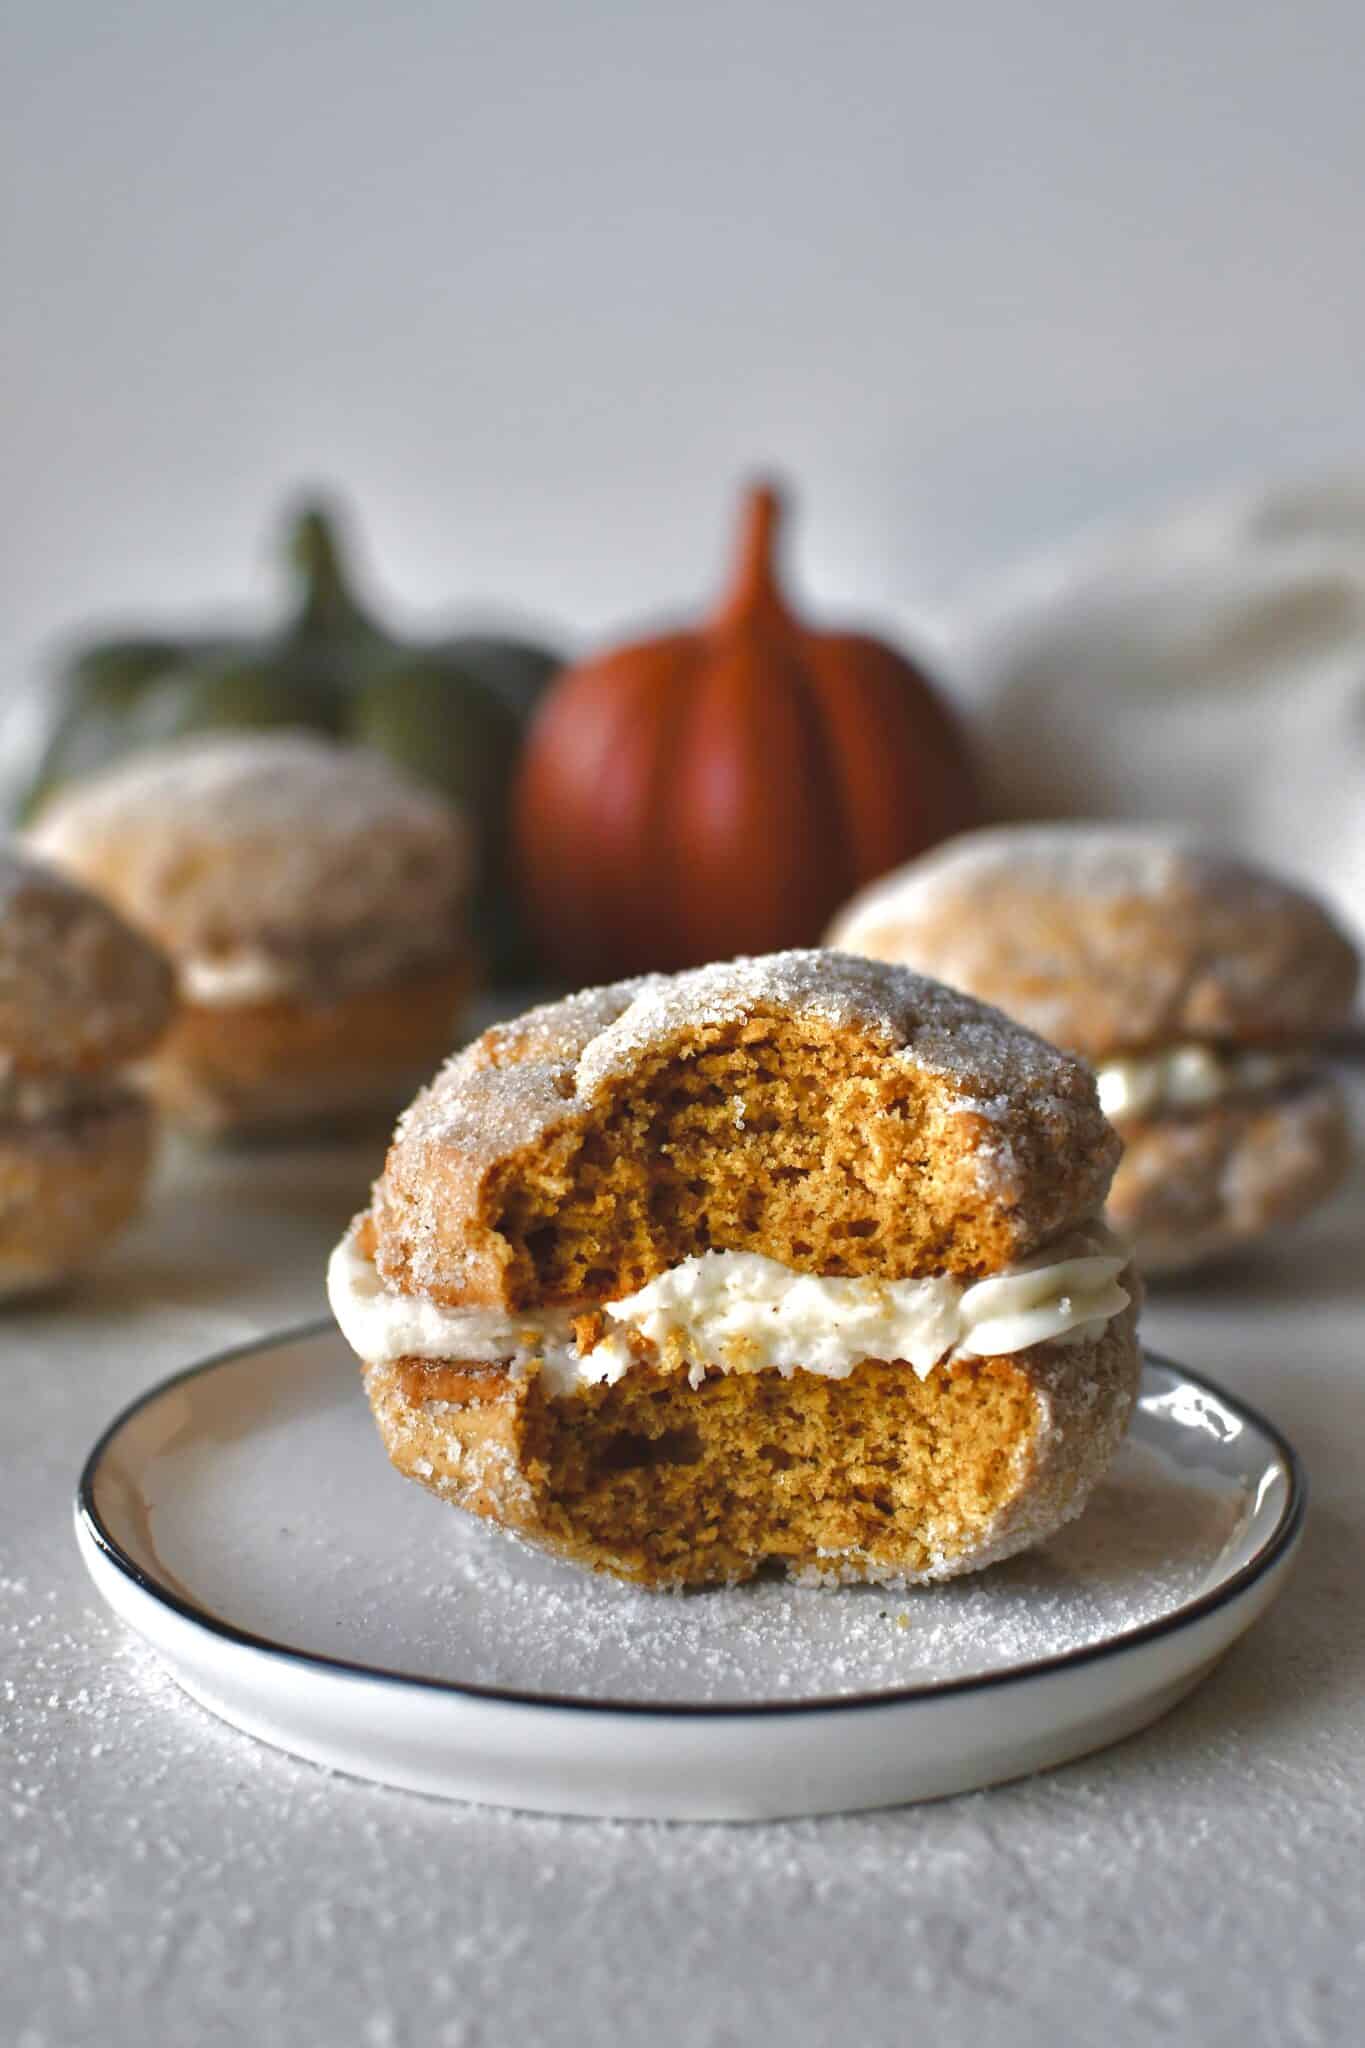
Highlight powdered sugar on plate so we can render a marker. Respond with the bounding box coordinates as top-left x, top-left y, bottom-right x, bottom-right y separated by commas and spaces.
97, 1329, 1250, 1708
325, 1441, 1241, 1700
